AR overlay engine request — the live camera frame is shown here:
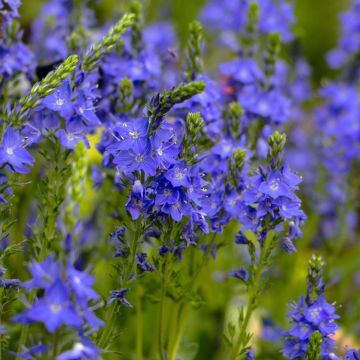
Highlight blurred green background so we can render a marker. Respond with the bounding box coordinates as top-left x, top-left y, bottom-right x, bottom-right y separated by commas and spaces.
20, 0, 350, 81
